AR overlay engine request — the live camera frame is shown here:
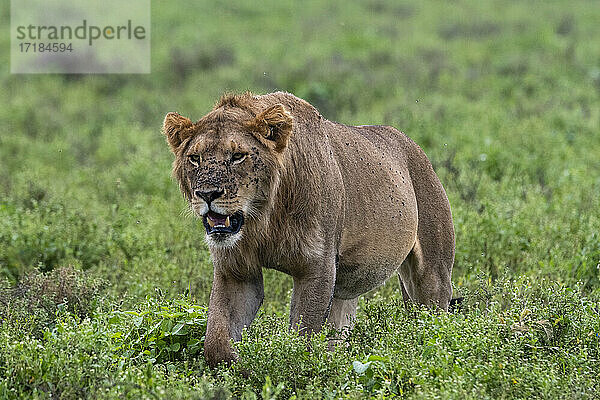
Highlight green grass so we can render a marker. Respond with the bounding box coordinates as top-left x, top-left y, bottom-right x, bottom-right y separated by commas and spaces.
1, 0, 599, 398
